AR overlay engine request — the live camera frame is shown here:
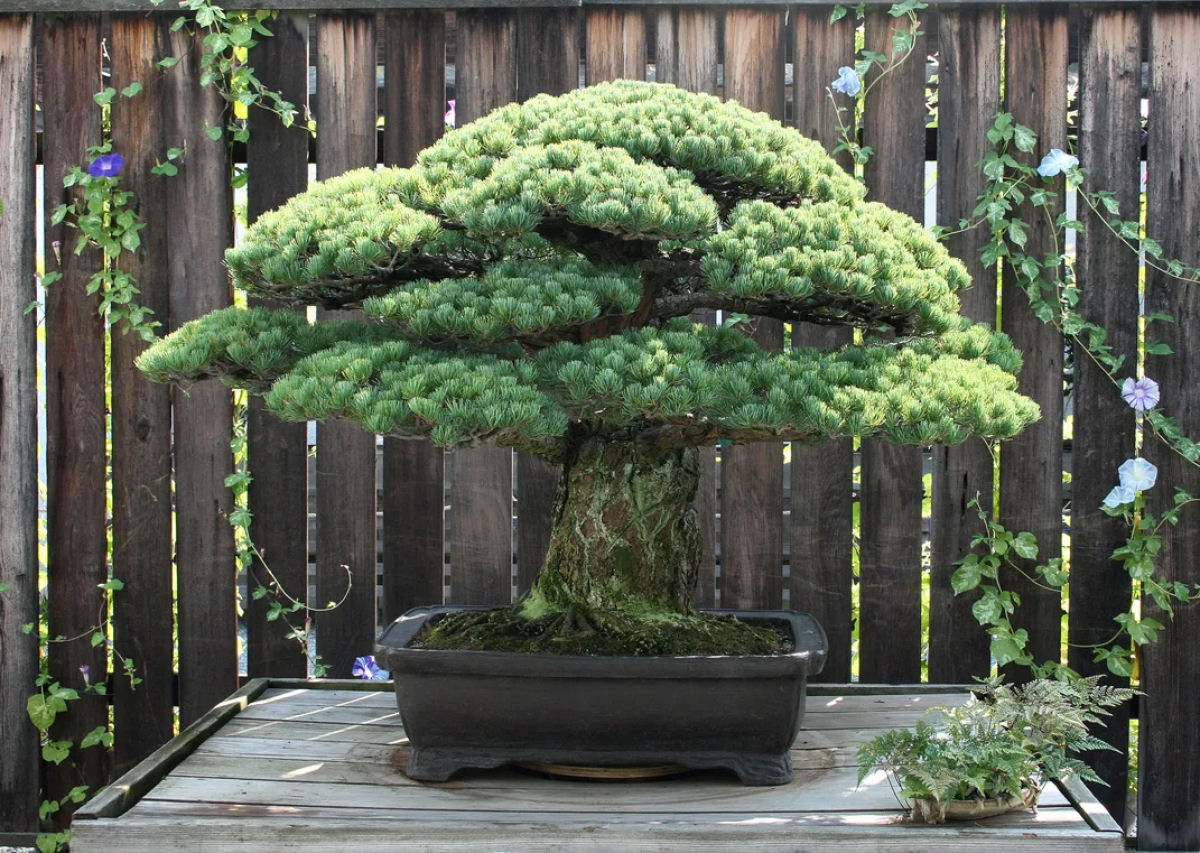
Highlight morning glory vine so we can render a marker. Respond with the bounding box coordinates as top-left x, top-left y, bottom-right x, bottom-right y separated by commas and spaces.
945, 113, 1200, 677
